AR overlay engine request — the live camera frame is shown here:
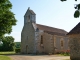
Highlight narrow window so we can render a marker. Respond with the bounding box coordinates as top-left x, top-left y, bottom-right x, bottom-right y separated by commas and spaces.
68, 40, 69, 49
61, 40, 63, 47
41, 35, 43, 44
54, 37, 56, 47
